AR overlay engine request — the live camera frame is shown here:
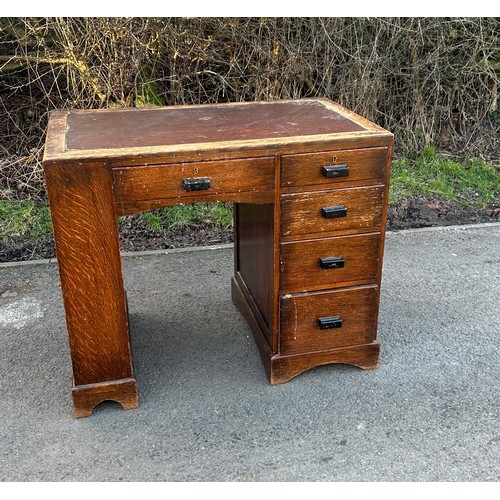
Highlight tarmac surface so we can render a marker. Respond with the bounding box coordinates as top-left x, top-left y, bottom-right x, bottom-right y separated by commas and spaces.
0, 223, 499, 481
